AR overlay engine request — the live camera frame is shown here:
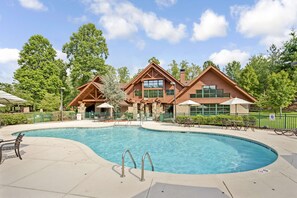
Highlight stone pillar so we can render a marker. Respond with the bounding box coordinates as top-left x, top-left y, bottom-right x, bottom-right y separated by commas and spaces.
133, 103, 138, 120
140, 103, 144, 120
145, 104, 150, 117
78, 102, 86, 119
152, 102, 157, 120
156, 103, 161, 120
